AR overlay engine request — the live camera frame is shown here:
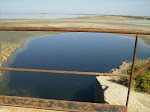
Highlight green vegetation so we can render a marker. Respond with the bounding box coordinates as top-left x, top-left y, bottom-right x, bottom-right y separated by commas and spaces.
119, 59, 150, 94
